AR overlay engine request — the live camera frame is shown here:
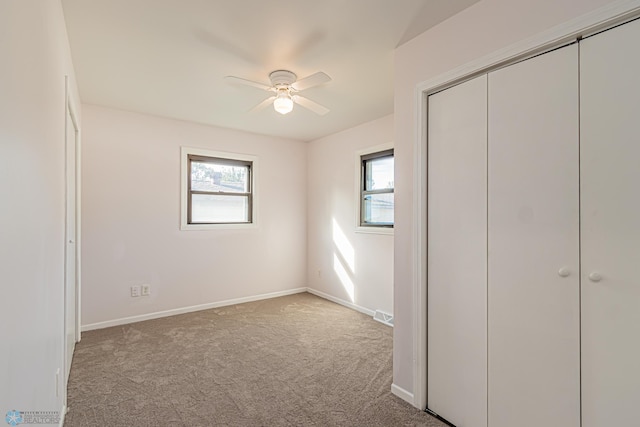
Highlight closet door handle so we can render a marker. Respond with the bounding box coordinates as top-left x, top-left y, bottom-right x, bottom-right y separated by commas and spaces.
588, 272, 603, 282
558, 267, 571, 278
